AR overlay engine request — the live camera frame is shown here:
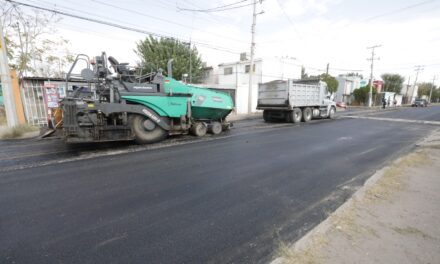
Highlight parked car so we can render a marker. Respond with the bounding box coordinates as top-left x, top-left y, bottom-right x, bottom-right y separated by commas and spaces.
412, 99, 428, 107
336, 101, 347, 109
